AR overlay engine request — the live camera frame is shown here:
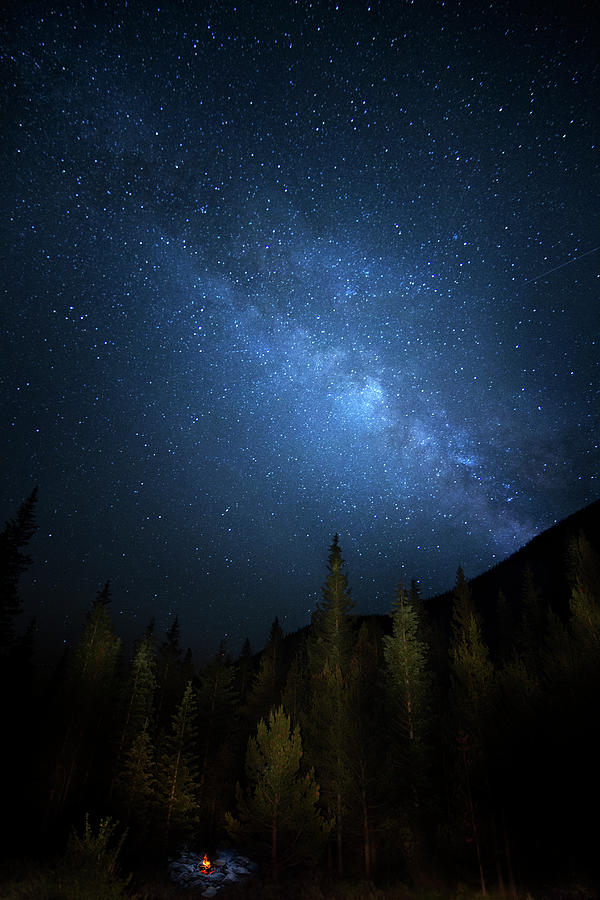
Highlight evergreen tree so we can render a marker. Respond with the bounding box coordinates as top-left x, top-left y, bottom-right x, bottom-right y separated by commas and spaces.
345, 621, 385, 880
196, 642, 240, 842
449, 610, 494, 895
451, 566, 474, 640
154, 680, 200, 847
0, 487, 38, 654
245, 616, 285, 726
305, 534, 355, 877
308, 534, 354, 676
237, 636, 254, 702
111, 630, 157, 797
281, 642, 308, 724
516, 568, 546, 668
383, 583, 432, 801
567, 530, 600, 600
226, 706, 331, 876
113, 723, 155, 842
155, 615, 186, 730
47, 582, 121, 823
494, 589, 514, 662
569, 586, 600, 657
